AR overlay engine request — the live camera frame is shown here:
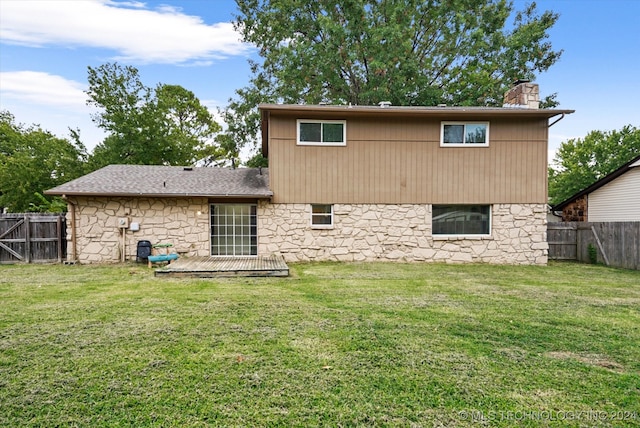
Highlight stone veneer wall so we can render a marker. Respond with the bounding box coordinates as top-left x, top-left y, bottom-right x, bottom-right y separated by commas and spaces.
560, 195, 588, 222
69, 197, 547, 265
68, 196, 210, 263
258, 202, 548, 265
